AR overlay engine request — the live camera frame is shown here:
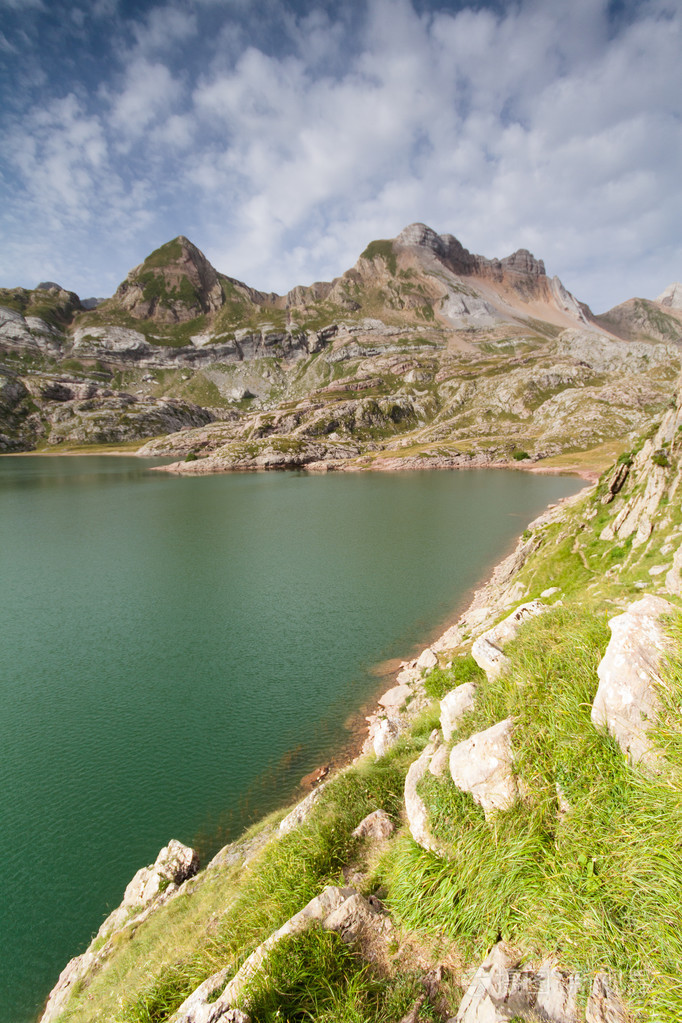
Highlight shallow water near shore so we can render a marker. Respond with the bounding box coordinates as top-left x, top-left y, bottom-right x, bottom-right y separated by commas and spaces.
0, 456, 581, 1022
